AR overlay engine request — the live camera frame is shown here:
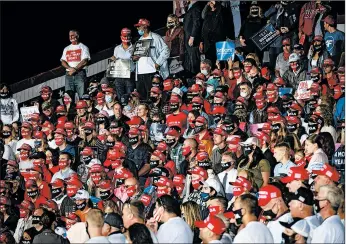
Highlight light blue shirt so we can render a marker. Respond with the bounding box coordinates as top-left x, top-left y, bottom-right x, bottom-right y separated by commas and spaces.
274, 160, 296, 177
